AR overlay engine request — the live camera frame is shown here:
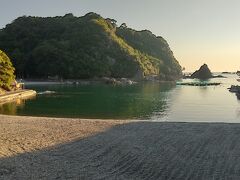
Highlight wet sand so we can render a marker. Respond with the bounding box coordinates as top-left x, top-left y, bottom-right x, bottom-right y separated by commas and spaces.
1, 115, 240, 179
